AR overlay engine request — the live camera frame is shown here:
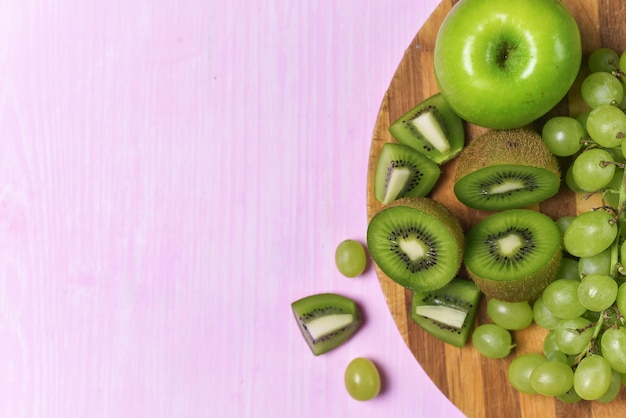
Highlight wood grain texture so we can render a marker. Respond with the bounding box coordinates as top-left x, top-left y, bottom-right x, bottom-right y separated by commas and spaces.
366, 1, 626, 417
